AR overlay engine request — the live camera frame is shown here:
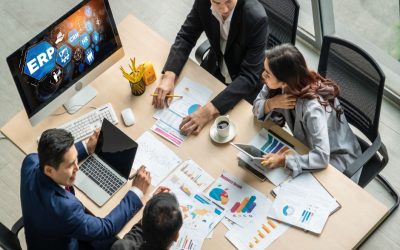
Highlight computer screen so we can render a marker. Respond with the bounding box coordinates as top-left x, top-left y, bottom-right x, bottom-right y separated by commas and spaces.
95, 119, 138, 179
6, 0, 123, 126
